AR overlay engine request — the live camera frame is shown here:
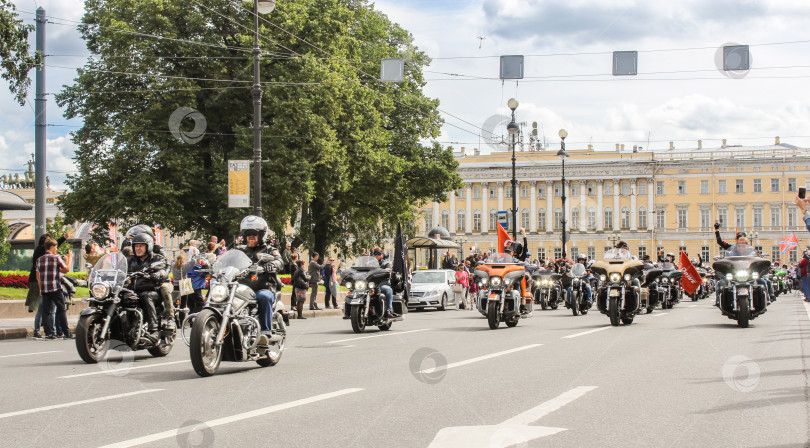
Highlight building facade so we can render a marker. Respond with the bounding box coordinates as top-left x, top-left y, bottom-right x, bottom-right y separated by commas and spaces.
419, 139, 810, 265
